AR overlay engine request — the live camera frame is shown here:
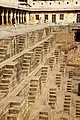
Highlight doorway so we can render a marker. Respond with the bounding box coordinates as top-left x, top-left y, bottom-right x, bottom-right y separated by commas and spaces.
52, 14, 56, 23
4, 10, 7, 25
8, 11, 11, 24
77, 14, 80, 23
75, 31, 80, 42
44, 14, 48, 23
